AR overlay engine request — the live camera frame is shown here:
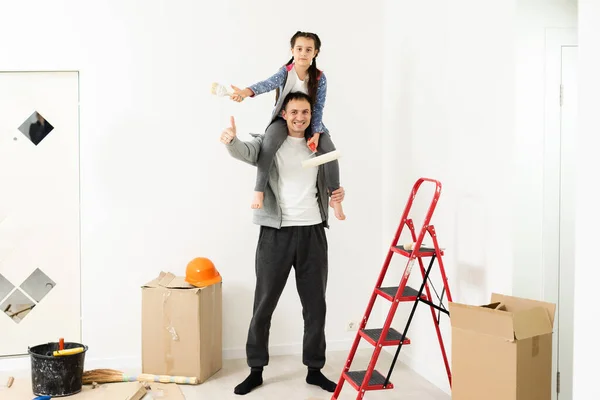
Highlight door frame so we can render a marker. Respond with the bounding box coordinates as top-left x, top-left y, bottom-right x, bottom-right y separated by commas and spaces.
0, 69, 82, 362
542, 28, 577, 398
